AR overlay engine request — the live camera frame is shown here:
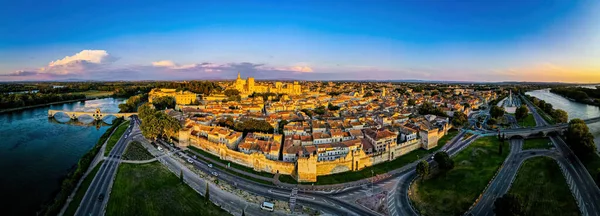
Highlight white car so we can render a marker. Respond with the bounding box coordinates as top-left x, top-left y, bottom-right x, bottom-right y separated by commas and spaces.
212, 171, 218, 177
157, 147, 163, 151
208, 164, 213, 168
187, 159, 193, 164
